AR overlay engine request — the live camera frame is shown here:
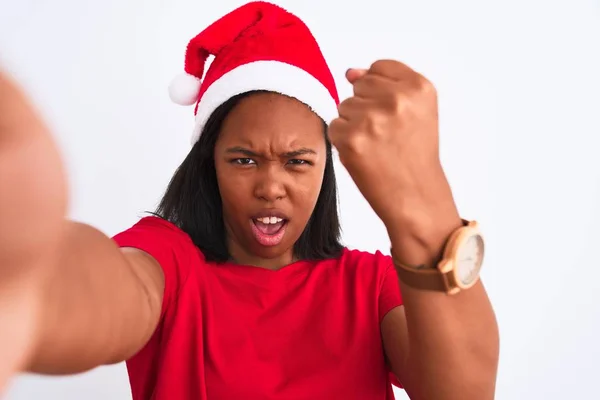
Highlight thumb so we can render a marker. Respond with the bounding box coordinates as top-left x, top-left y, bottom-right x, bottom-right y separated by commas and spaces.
345, 68, 368, 84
